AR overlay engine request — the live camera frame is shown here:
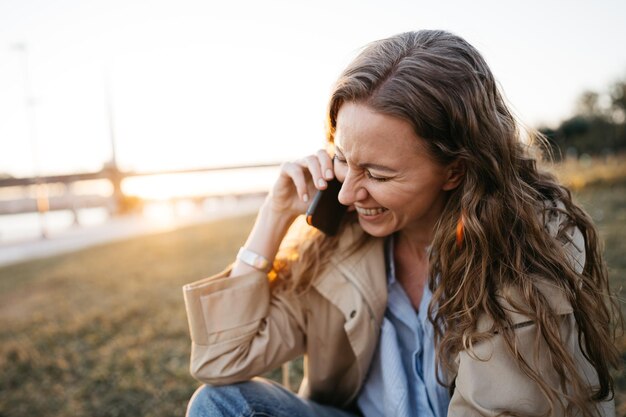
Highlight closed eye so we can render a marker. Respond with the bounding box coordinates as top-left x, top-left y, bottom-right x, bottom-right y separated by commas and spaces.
334, 153, 393, 182
365, 171, 391, 182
